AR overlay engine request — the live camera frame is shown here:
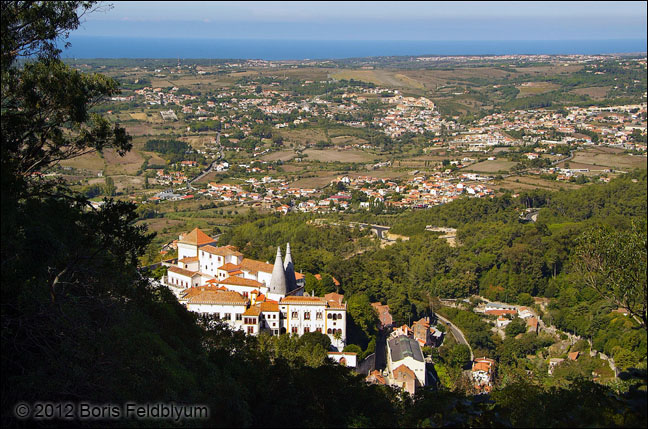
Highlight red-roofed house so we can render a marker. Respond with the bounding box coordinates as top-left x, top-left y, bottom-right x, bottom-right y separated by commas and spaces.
372, 302, 393, 329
